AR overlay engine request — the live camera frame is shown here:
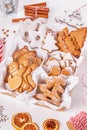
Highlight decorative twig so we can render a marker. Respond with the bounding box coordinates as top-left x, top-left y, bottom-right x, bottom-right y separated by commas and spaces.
55, 4, 87, 29
69, 11, 81, 20
55, 17, 78, 29
74, 4, 87, 12
69, 4, 87, 21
